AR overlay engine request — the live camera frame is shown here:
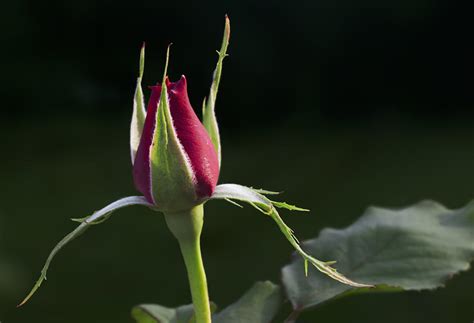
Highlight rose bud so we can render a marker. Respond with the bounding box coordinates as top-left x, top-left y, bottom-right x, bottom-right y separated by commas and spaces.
20, 17, 370, 309
131, 48, 219, 213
